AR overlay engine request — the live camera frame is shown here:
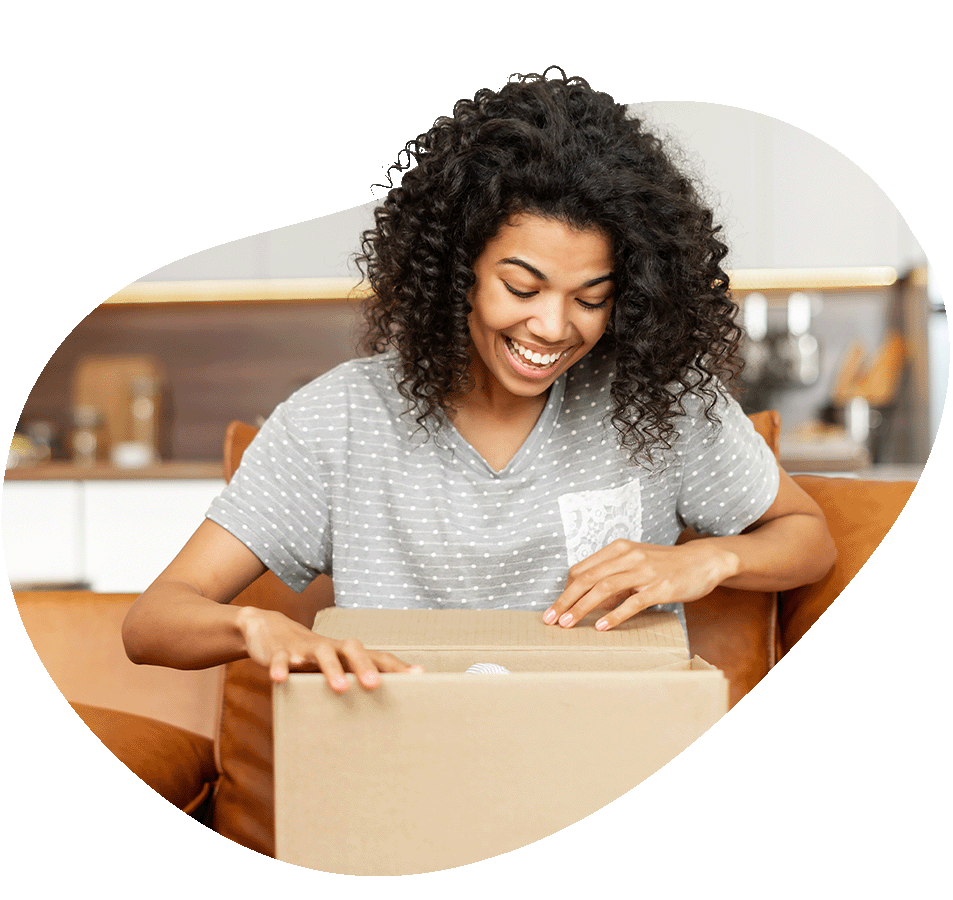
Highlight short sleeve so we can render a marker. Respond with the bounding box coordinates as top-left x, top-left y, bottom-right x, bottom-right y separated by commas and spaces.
205, 400, 331, 592
675, 387, 780, 537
